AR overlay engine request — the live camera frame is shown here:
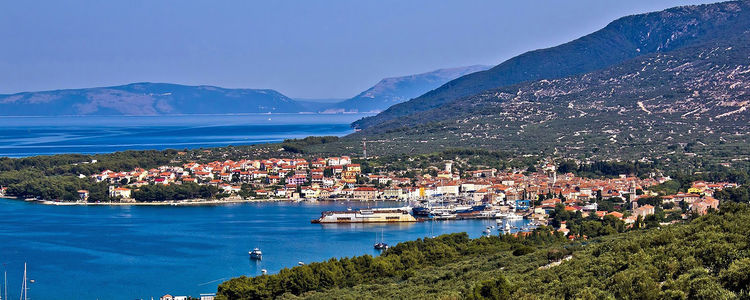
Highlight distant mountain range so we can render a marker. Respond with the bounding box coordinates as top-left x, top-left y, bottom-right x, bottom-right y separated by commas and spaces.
0, 83, 299, 116
0, 66, 488, 116
320, 65, 490, 113
352, 0, 750, 129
